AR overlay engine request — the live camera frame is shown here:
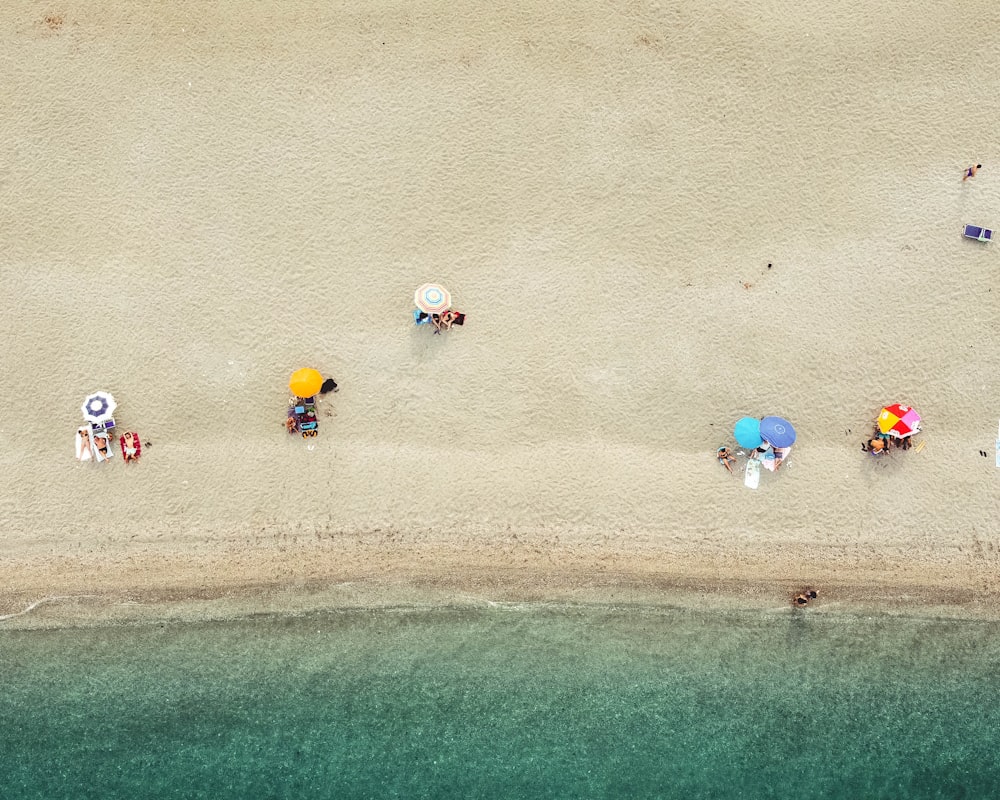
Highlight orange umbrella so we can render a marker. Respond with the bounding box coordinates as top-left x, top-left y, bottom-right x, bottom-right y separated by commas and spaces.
289, 368, 323, 399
